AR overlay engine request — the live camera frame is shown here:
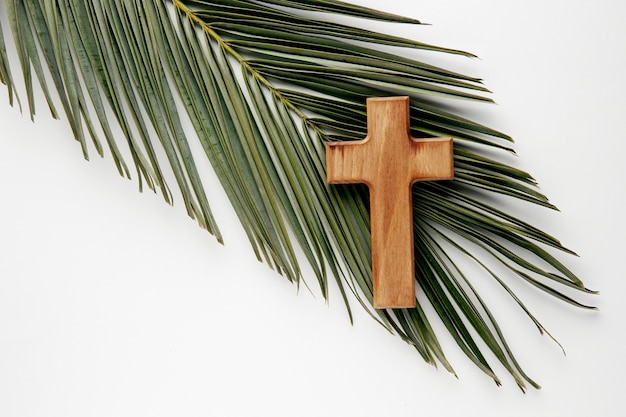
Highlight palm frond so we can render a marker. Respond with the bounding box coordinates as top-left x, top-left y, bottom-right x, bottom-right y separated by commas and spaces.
0, 0, 593, 390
